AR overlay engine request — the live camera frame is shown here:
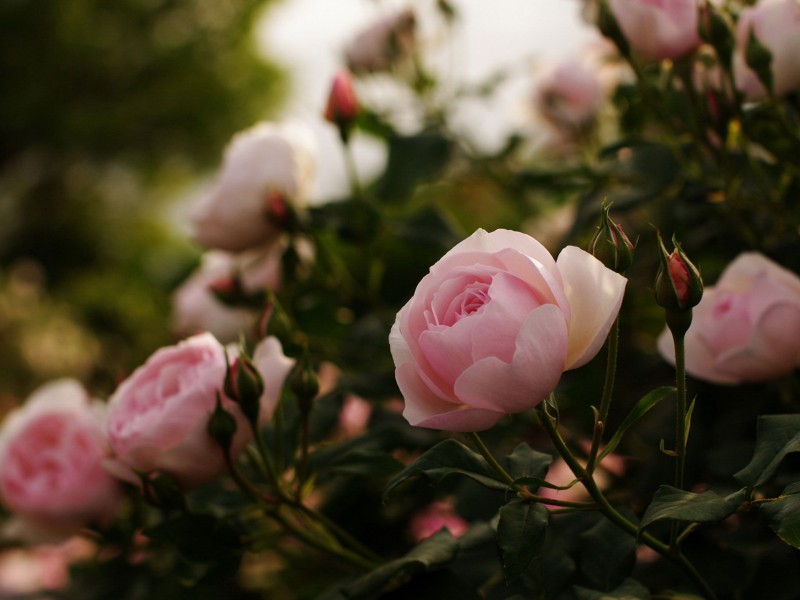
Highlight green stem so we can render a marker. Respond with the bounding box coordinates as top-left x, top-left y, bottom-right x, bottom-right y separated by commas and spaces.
292, 501, 382, 564
343, 139, 363, 199
587, 317, 619, 473
536, 405, 717, 600
671, 332, 688, 548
